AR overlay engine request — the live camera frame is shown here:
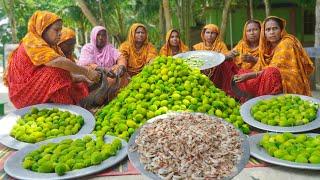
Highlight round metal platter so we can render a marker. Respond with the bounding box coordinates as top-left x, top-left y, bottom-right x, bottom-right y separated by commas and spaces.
173, 50, 225, 70
0, 103, 95, 150
240, 94, 320, 133
128, 112, 250, 180
249, 133, 320, 170
4, 134, 128, 180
